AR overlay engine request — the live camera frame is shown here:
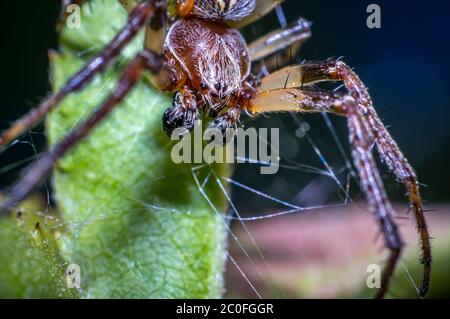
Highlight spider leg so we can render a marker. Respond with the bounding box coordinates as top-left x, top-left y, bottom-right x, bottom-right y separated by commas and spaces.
255, 60, 432, 296
346, 98, 404, 299
248, 89, 404, 298
127, 0, 180, 91
58, 0, 90, 30
0, 50, 163, 218
143, 1, 166, 55
248, 18, 312, 62
0, 0, 161, 149
256, 64, 336, 92
316, 60, 431, 297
